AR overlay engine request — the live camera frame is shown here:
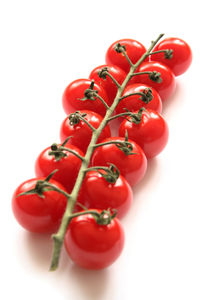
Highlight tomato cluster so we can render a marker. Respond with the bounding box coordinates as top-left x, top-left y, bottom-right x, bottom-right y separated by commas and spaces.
12, 36, 192, 270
